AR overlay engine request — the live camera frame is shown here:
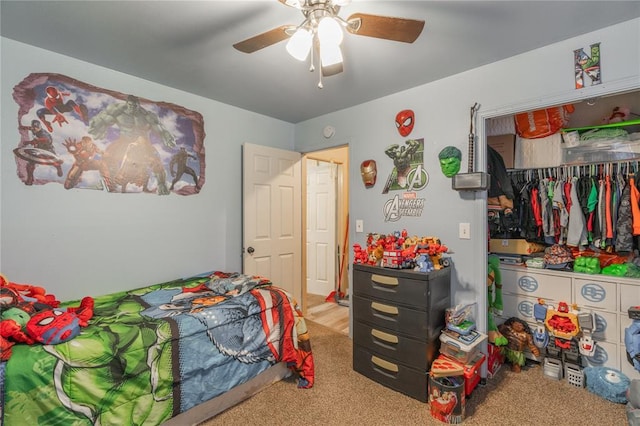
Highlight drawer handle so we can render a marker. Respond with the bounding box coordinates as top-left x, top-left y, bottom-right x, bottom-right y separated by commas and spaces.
371, 301, 398, 315
371, 355, 399, 373
371, 274, 399, 286
371, 328, 399, 344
